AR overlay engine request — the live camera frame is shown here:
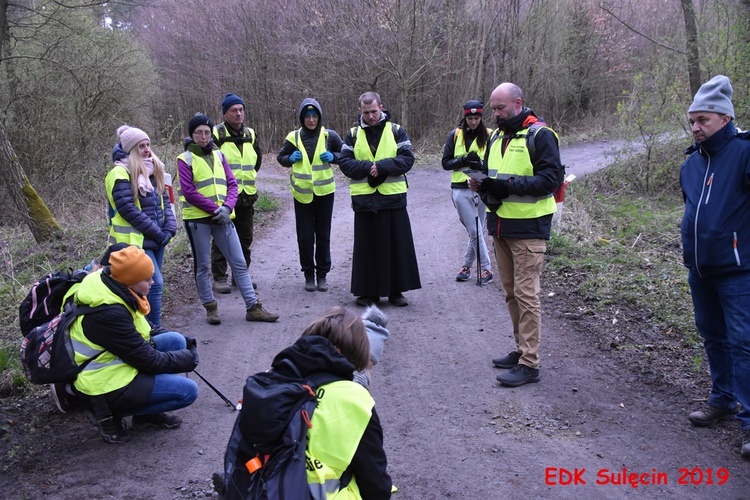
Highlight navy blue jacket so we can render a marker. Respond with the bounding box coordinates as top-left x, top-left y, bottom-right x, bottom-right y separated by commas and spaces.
680, 121, 750, 277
